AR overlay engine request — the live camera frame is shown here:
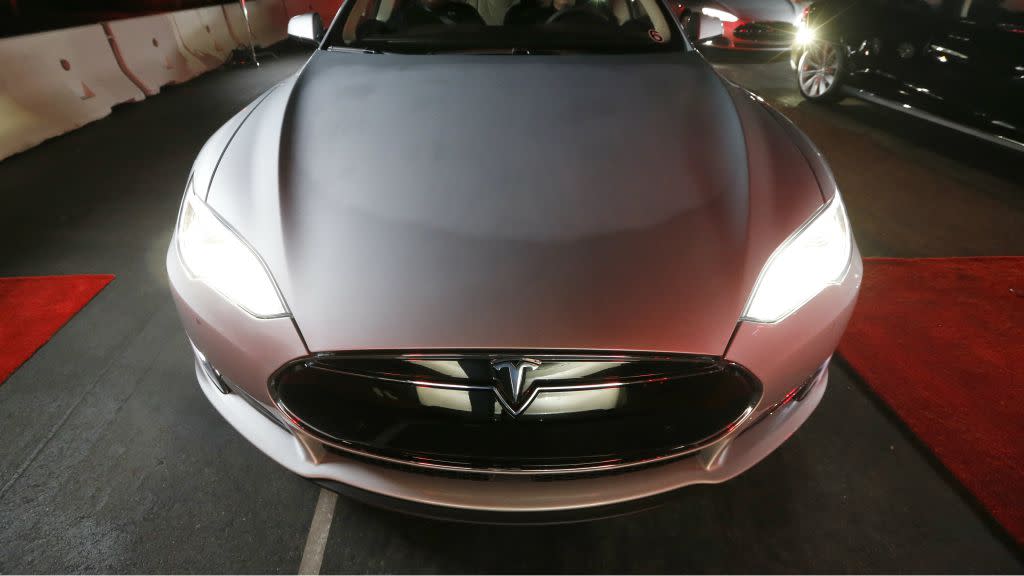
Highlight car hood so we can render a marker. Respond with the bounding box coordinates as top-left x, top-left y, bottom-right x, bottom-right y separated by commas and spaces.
205, 50, 825, 355
716, 0, 798, 22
